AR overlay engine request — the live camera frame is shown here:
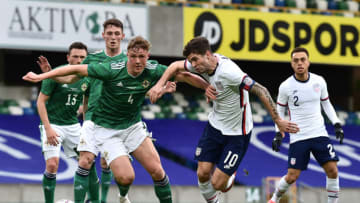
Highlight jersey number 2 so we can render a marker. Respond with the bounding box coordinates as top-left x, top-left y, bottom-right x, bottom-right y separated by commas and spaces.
293, 96, 299, 106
